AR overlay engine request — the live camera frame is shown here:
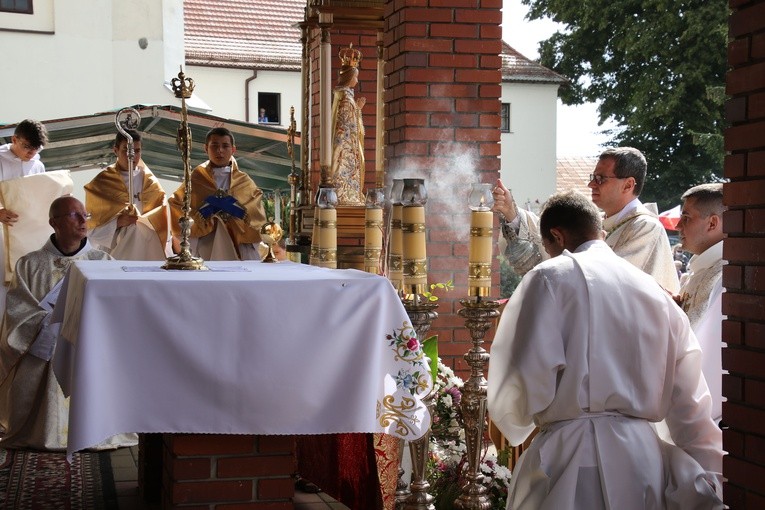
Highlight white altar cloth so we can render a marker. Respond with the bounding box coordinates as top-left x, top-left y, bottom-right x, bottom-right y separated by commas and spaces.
53, 260, 432, 458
